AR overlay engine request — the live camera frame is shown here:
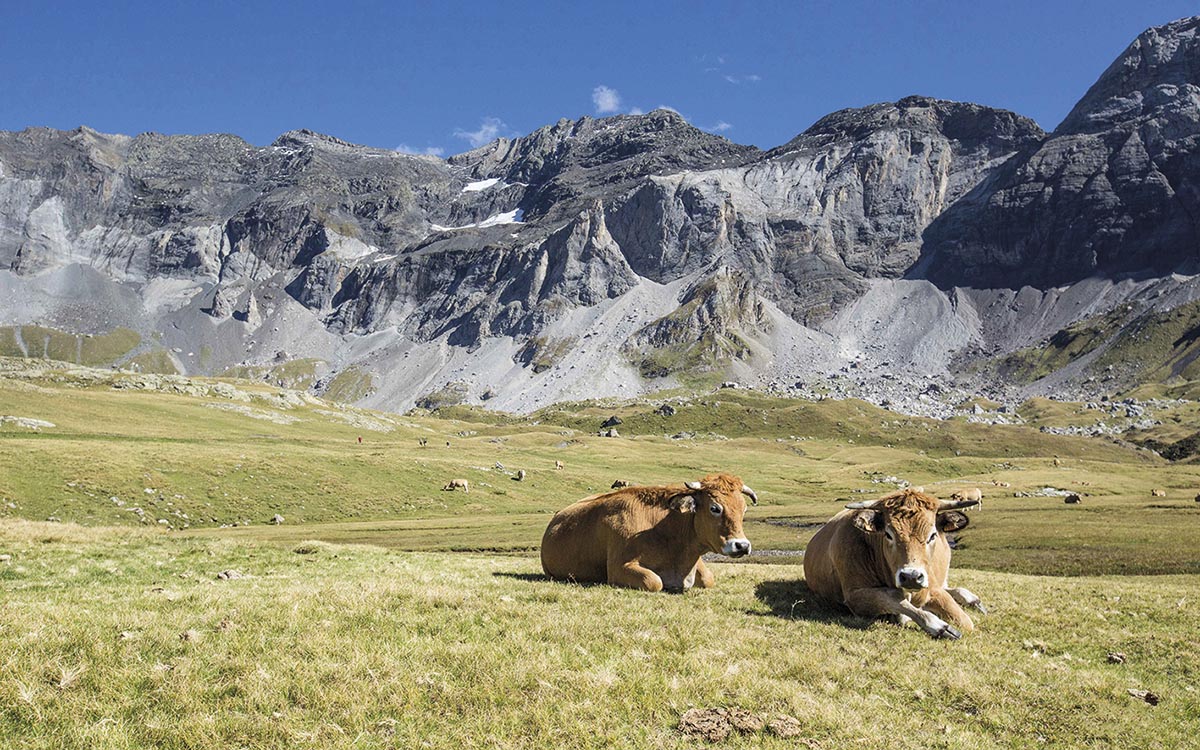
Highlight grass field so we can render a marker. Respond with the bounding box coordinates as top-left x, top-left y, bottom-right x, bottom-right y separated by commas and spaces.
2, 360, 1199, 747
1, 521, 1197, 749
